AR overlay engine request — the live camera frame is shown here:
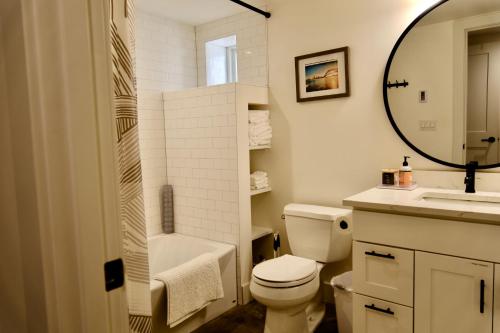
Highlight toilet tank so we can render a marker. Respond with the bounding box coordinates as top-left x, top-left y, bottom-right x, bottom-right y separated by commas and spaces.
283, 204, 352, 263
